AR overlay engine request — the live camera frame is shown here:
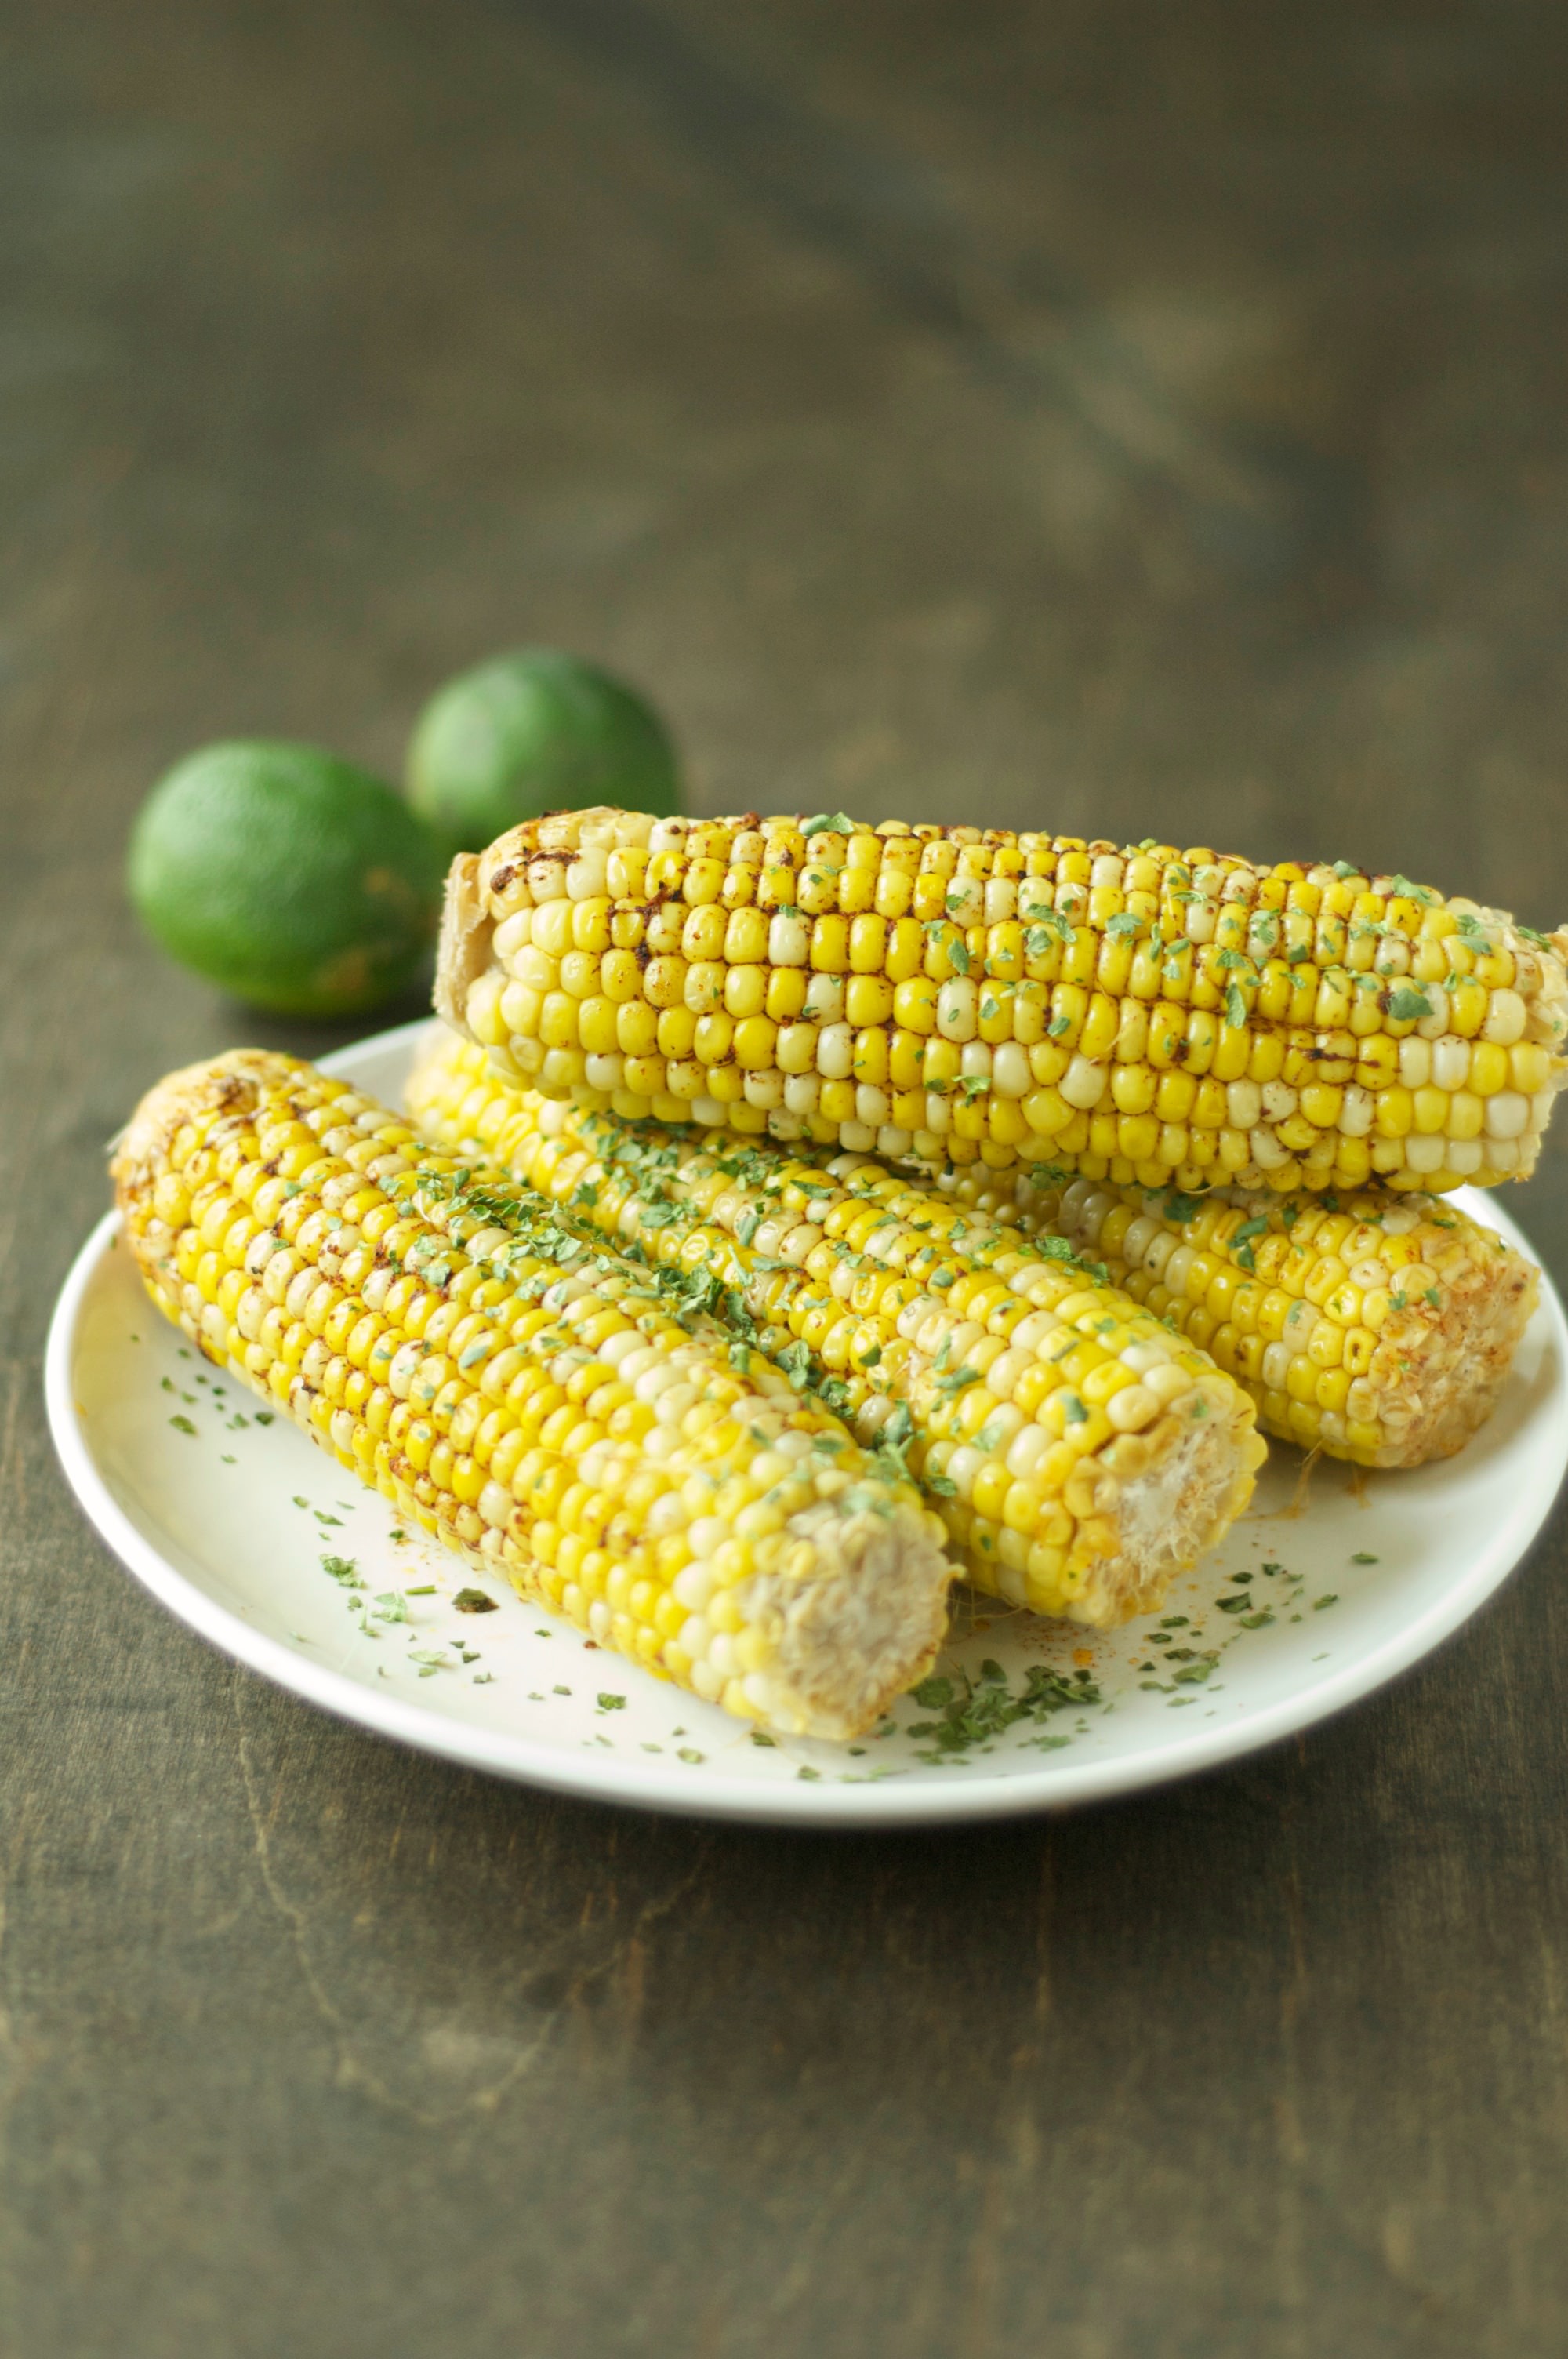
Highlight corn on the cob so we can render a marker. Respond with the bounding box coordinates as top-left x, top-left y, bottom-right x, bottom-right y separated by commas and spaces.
936, 1163, 1540, 1469
408, 1033, 1266, 1626
437, 806, 1568, 1194
111, 1050, 954, 1739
